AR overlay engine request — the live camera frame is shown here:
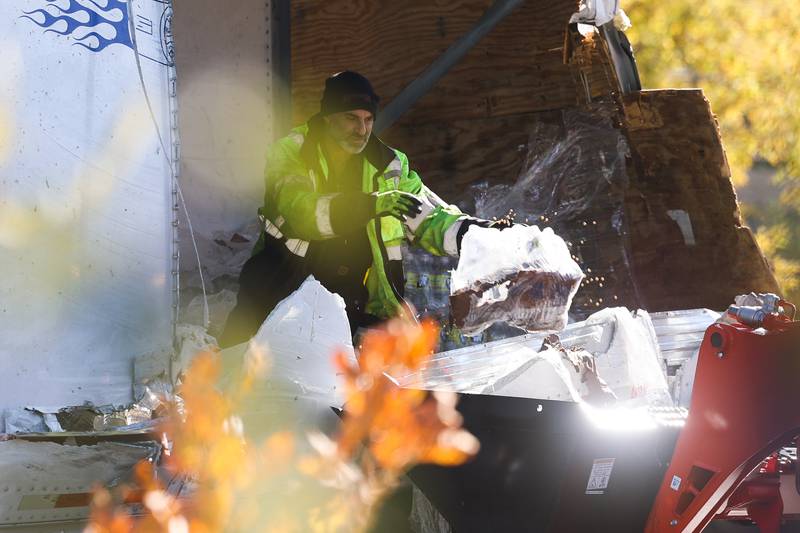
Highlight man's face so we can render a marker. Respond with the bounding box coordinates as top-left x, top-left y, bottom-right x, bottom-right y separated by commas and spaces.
324, 109, 374, 154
